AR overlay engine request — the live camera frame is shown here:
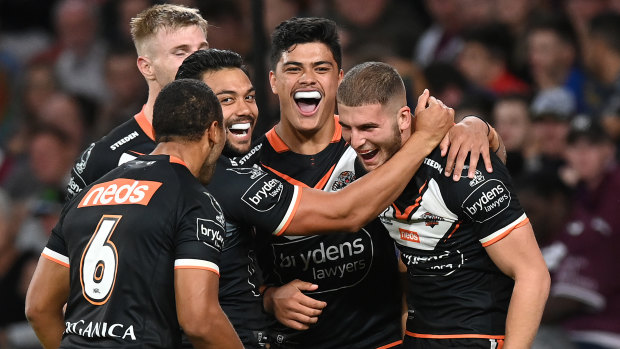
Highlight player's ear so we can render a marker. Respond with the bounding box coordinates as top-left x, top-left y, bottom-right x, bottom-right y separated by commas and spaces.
397, 106, 411, 133
269, 71, 278, 95
137, 56, 155, 81
206, 121, 224, 146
